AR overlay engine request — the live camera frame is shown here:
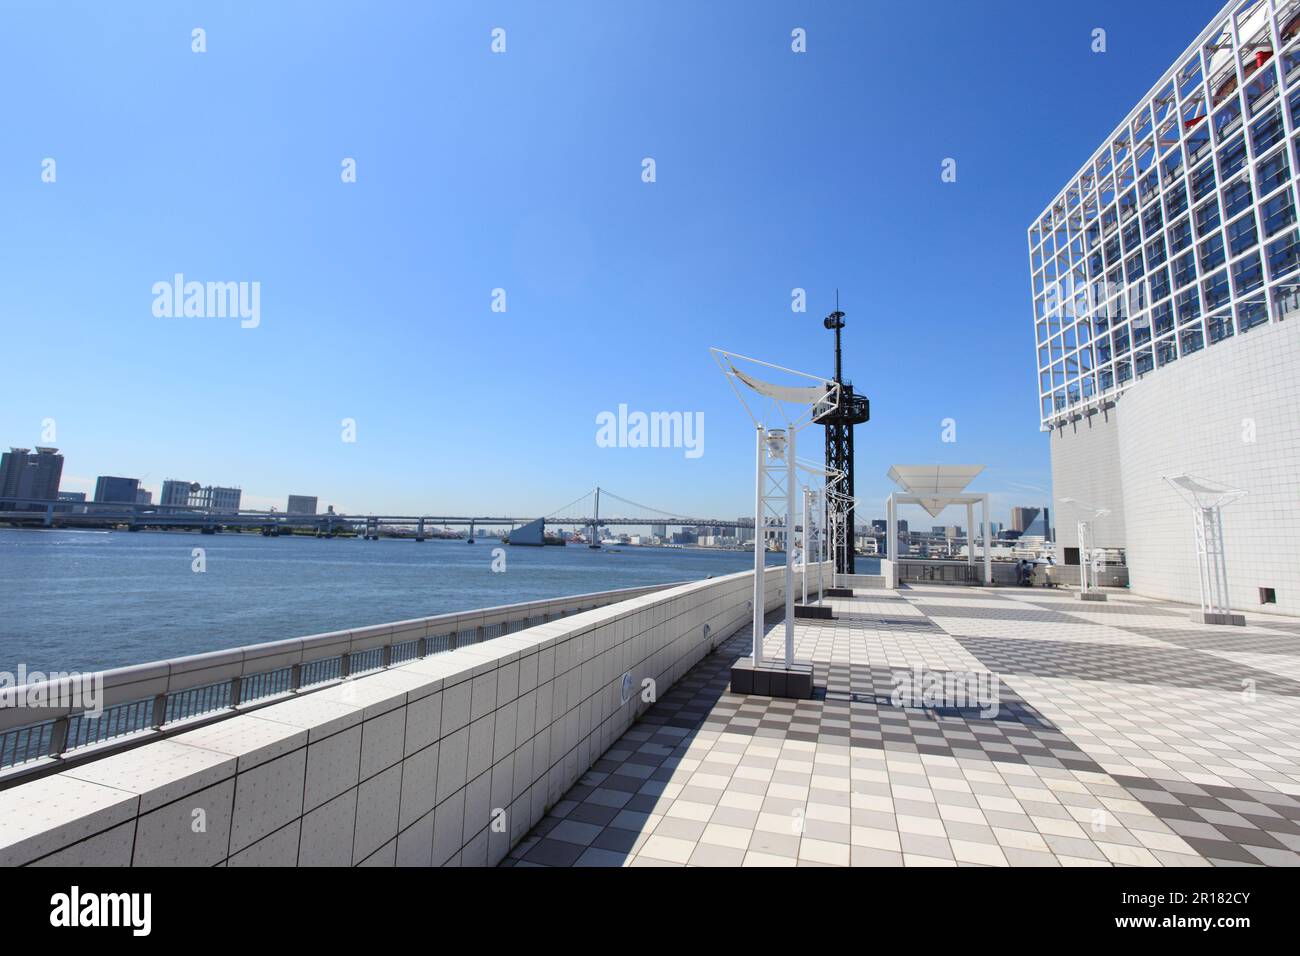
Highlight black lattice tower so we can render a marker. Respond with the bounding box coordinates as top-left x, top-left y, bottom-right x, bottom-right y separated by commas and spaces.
817, 298, 869, 574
